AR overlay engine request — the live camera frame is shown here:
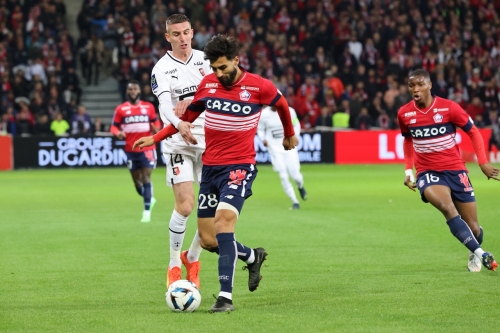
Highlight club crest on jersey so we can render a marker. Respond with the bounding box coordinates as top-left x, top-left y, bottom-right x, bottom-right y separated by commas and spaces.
419, 180, 425, 188
433, 113, 443, 123
199, 68, 205, 76
239, 90, 251, 101
151, 74, 158, 90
